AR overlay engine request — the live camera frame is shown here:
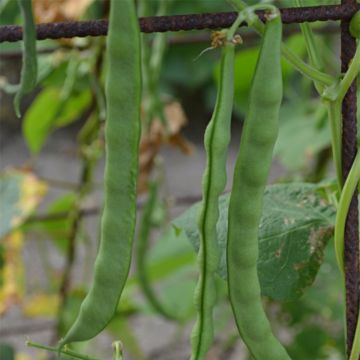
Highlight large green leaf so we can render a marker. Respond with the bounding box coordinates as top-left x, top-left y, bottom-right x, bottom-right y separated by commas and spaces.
173, 183, 336, 301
